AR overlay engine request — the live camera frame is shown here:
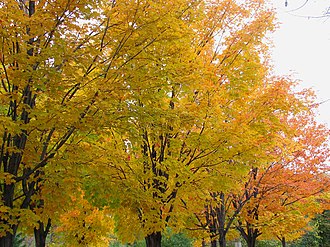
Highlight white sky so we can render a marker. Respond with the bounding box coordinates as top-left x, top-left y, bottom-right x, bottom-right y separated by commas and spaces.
269, 0, 330, 126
